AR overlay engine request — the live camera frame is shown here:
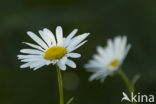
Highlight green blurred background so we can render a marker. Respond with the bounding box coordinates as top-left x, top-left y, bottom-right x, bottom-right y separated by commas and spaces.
0, 0, 156, 104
